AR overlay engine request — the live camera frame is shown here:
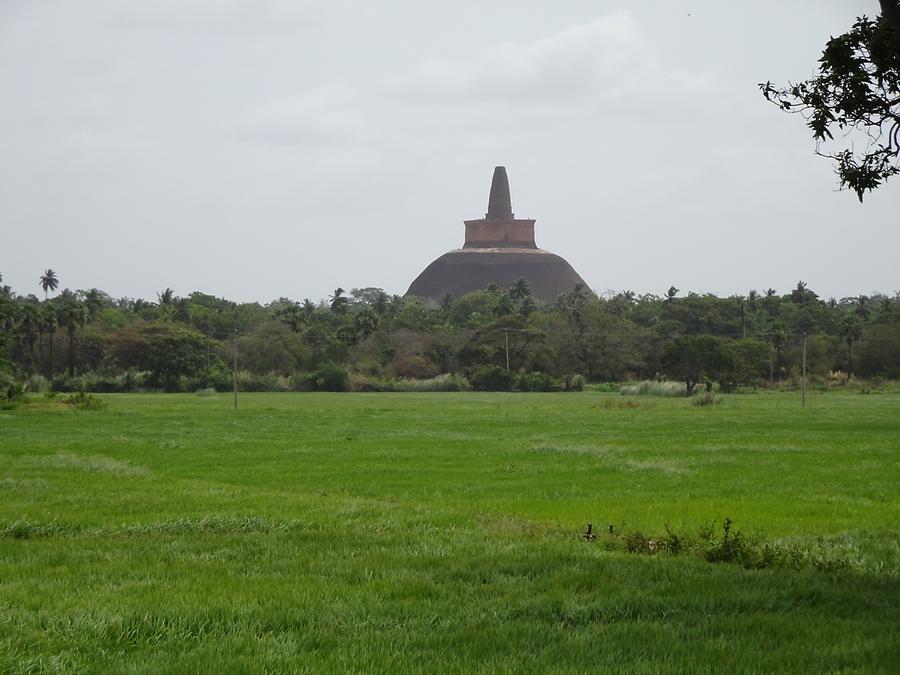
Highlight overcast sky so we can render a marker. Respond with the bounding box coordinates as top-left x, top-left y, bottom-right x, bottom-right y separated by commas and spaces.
1, 0, 897, 304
